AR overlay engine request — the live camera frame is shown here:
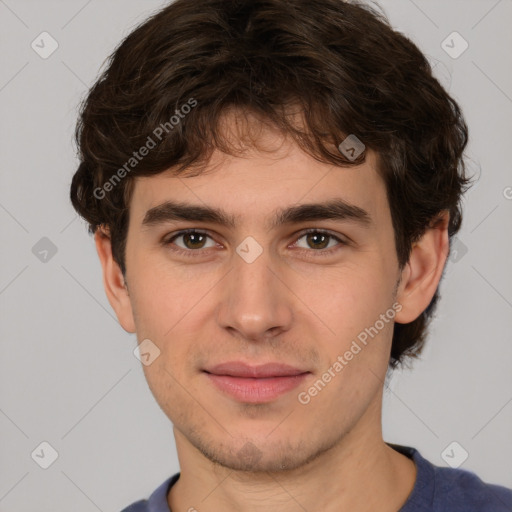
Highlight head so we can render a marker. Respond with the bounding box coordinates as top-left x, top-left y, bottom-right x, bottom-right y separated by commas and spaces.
70, 0, 469, 472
